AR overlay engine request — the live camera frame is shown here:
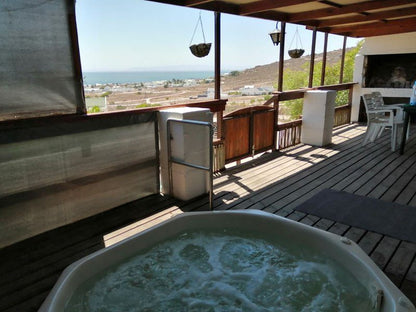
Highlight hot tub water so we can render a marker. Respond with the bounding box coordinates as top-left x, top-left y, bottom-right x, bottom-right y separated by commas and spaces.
65, 230, 376, 312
